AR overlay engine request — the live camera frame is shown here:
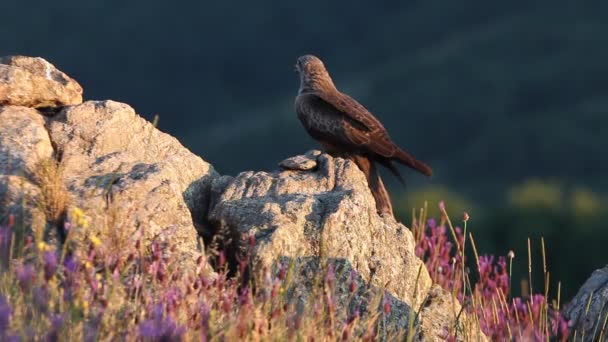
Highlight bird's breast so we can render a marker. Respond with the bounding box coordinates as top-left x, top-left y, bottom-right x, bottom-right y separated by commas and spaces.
297, 97, 339, 131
